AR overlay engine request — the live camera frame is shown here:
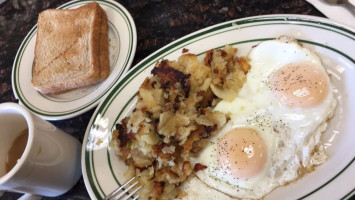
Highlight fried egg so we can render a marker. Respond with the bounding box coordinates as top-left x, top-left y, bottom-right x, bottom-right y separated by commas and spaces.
245, 36, 336, 128
193, 36, 337, 199
195, 108, 278, 199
